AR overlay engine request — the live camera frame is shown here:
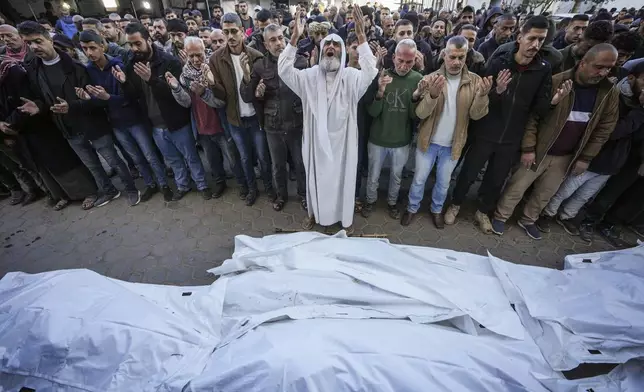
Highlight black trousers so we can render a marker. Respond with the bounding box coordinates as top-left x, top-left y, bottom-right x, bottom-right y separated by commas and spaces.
0, 147, 40, 193
265, 130, 306, 201
451, 138, 520, 214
